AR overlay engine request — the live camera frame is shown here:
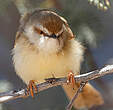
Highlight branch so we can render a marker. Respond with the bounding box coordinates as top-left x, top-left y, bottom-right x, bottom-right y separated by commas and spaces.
66, 82, 87, 110
0, 65, 113, 103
